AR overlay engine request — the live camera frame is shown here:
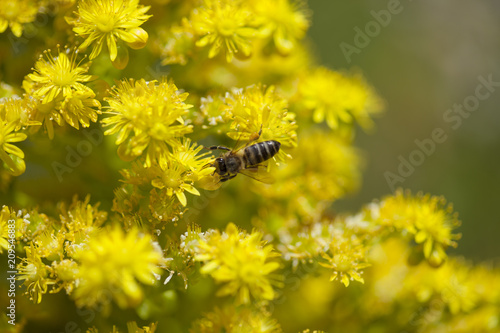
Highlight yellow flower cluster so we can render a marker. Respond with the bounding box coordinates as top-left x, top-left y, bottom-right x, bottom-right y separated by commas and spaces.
73, 225, 162, 309
102, 78, 193, 166
320, 234, 370, 287
5, 196, 162, 312
181, 0, 309, 63
279, 237, 500, 332
194, 223, 281, 305
371, 189, 461, 267
276, 219, 371, 288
